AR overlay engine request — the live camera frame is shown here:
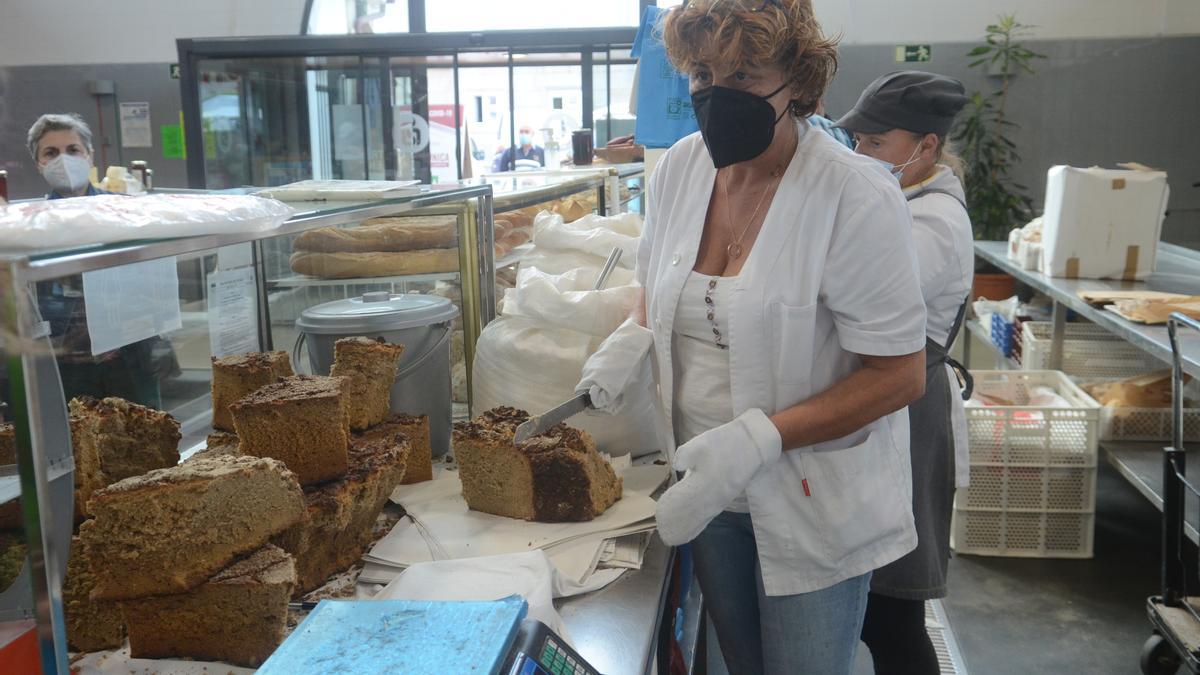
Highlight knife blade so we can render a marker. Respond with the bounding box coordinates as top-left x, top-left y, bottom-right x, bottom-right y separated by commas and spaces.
513, 392, 592, 445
